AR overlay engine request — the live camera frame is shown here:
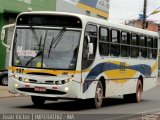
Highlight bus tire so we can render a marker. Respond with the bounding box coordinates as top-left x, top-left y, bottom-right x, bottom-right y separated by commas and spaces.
31, 96, 45, 106
124, 80, 142, 103
1, 76, 8, 86
93, 81, 103, 108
